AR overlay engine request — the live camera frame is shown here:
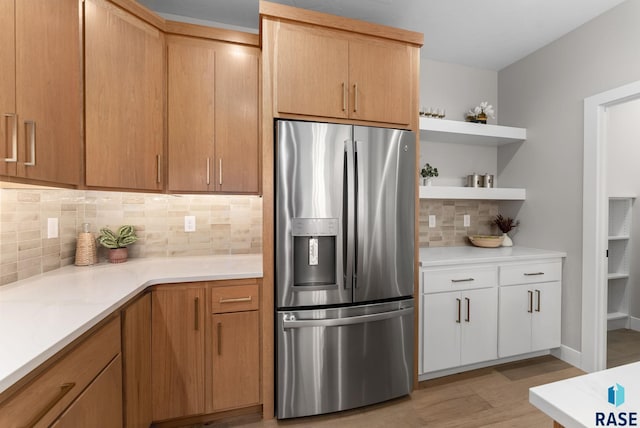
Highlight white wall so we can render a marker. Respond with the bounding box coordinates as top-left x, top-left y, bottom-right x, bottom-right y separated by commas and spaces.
420, 59, 498, 186
607, 99, 640, 318
497, 0, 640, 352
